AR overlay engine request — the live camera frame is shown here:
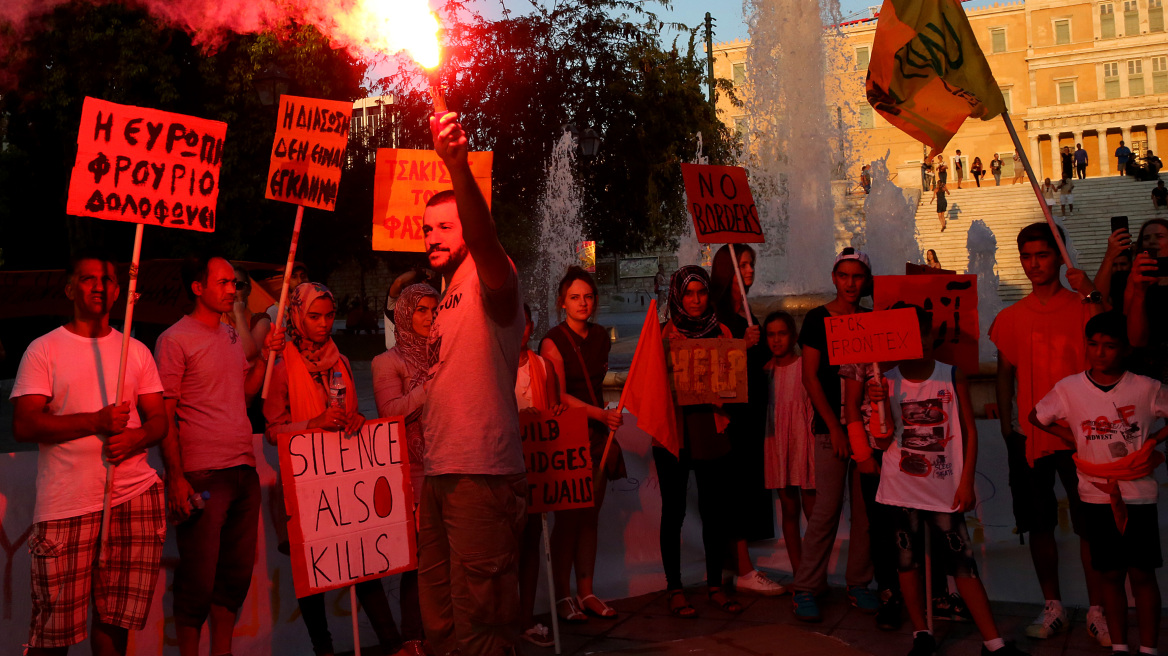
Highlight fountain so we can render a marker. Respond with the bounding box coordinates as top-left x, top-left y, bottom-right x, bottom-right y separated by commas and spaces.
860, 155, 923, 275
526, 131, 586, 338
